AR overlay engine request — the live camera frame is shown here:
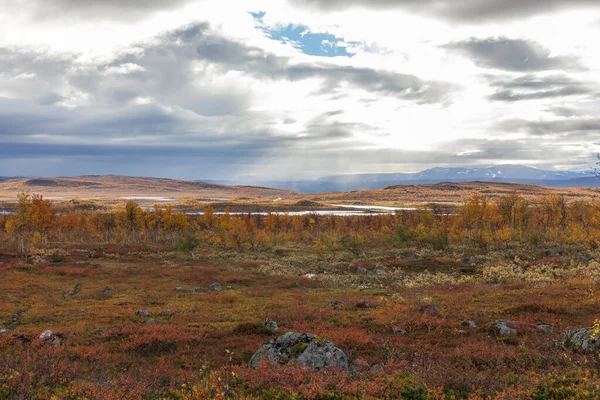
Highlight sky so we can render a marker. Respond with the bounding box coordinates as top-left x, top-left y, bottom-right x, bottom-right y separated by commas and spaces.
0, 0, 599, 180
